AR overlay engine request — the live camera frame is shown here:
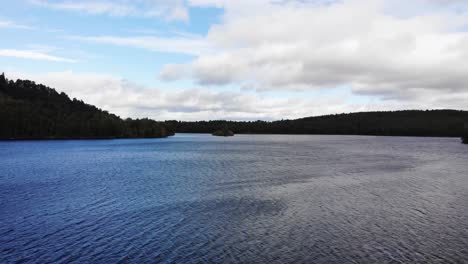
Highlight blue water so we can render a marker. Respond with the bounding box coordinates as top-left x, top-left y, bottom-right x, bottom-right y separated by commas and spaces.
1, 134, 467, 263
